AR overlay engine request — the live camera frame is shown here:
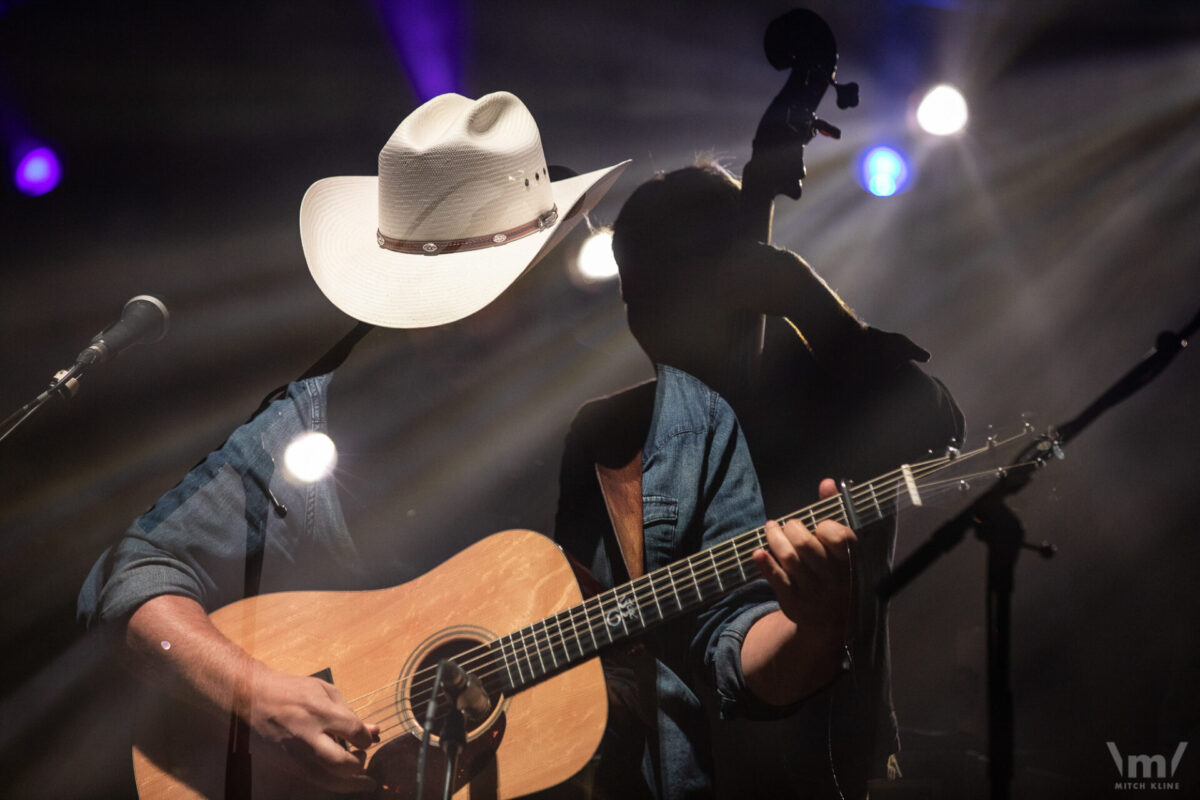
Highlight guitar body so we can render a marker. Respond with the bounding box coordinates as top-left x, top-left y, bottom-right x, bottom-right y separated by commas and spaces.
133, 529, 607, 800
